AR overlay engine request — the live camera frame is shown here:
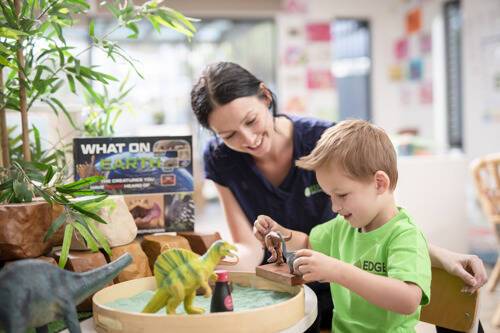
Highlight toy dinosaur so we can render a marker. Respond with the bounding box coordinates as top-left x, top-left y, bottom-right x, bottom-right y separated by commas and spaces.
265, 231, 292, 266
142, 240, 238, 315
282, 235, 298, 274
268, 232, 297, 274
0, 253, 132, 333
